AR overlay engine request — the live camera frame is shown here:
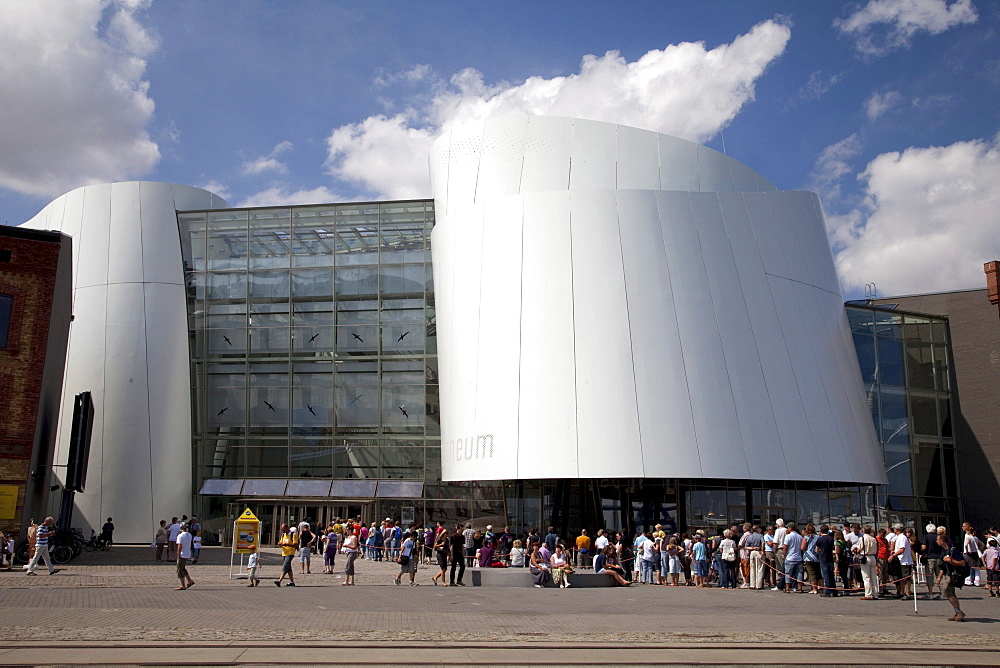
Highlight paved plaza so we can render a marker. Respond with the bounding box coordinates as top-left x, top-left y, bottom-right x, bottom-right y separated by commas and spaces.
0, 547, 997, 665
